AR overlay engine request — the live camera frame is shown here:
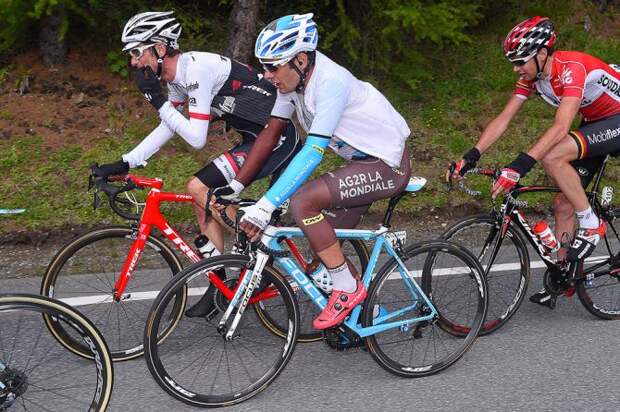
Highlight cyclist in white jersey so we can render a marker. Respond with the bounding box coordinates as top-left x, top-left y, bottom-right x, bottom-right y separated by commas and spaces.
94, 11, 301, 318
239, 13, 412, 329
